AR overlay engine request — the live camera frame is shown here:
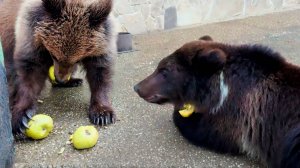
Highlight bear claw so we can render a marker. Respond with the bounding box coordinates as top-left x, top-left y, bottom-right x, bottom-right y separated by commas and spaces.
25, 110, 33, 119
89, 108, 116, 126
22, 117, 29, 129
19, 127, 26, 134
91, 115, 114, 126
13, 109, 36, 136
